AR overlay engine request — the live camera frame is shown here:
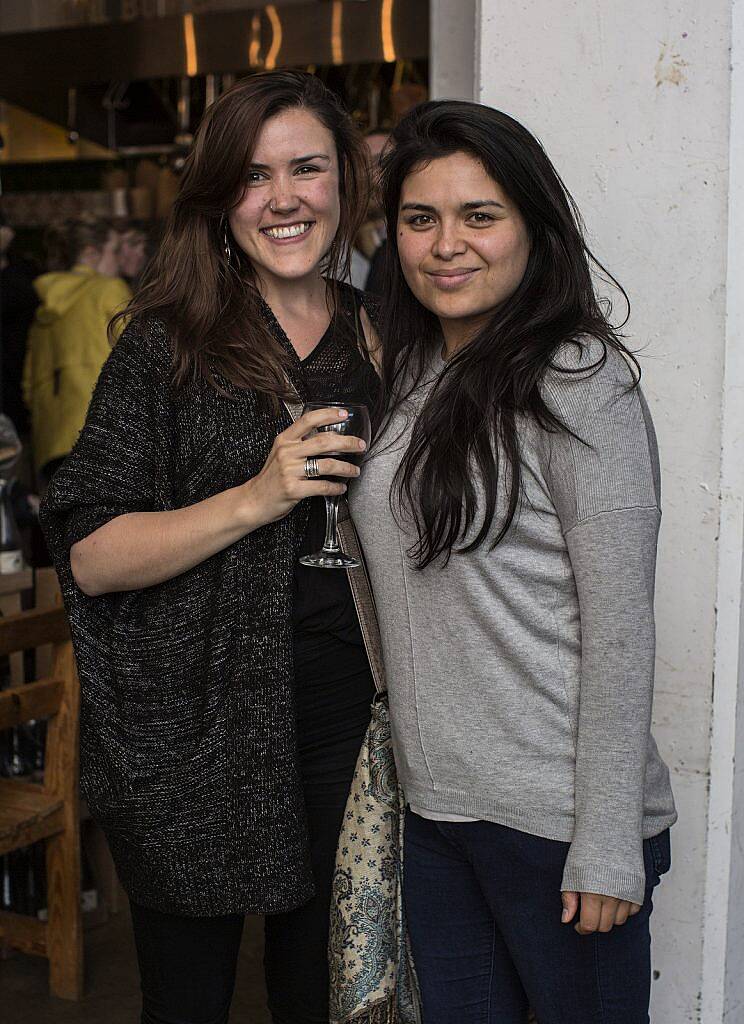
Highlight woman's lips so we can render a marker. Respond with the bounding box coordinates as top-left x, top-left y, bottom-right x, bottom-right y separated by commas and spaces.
426, 269, 480, 290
